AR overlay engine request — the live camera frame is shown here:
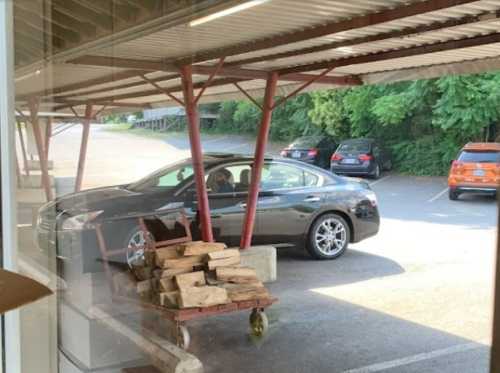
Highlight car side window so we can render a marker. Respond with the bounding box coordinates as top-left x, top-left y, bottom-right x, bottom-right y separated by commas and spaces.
304, 170, 319, 186
157, 165, 194, 187
261, 163, 319, 190
205, 164, 252, 194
